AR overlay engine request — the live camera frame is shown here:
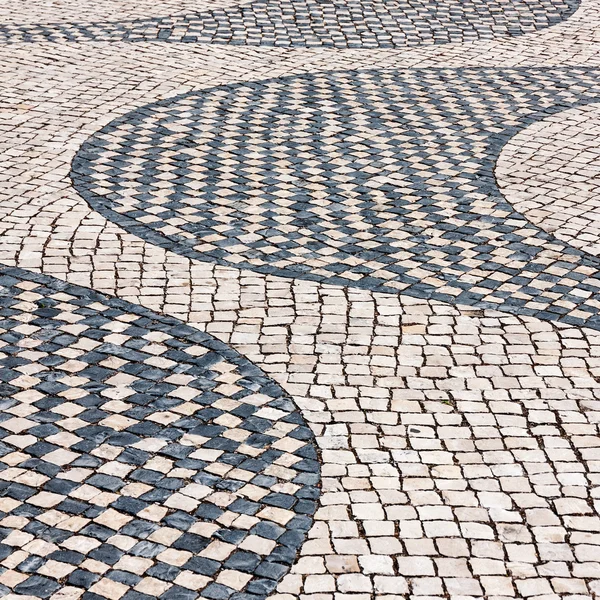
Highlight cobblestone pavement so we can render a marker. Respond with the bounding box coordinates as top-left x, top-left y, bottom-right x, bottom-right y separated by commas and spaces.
0, 267, 317, 600
2, 0, 600, 598
497, 103, 600, 258
0, 0, 581, 47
